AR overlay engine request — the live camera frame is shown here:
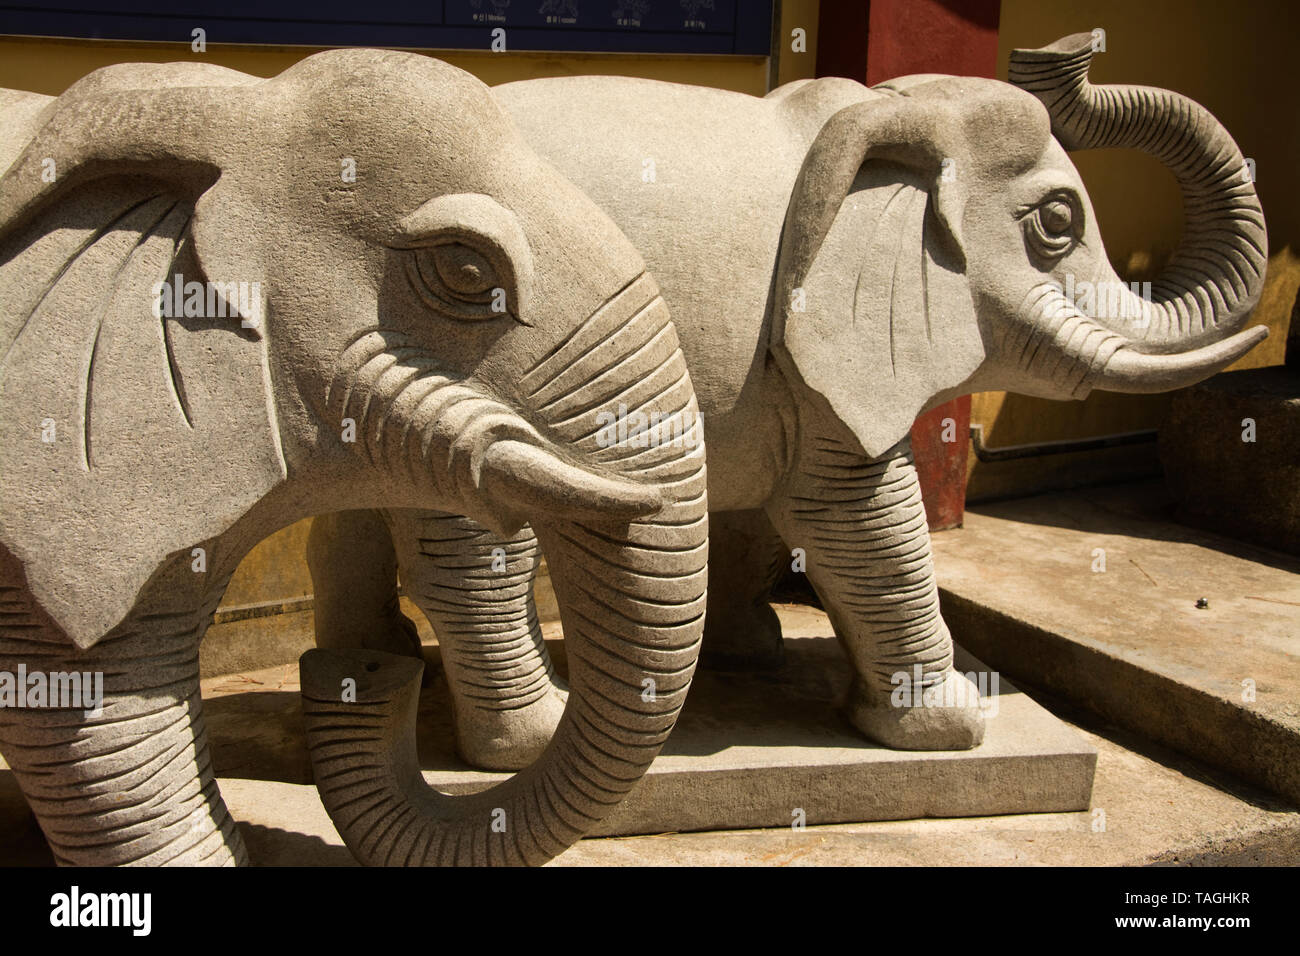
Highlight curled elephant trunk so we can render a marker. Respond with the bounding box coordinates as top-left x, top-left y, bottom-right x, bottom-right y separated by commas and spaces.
1012, 280, 1269, 398
1009, 33, 1267, 354
303, 276, 708, 865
